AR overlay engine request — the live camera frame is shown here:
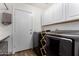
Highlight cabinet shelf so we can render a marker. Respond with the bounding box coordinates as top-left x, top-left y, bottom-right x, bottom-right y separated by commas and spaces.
42, 19, 79, 27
